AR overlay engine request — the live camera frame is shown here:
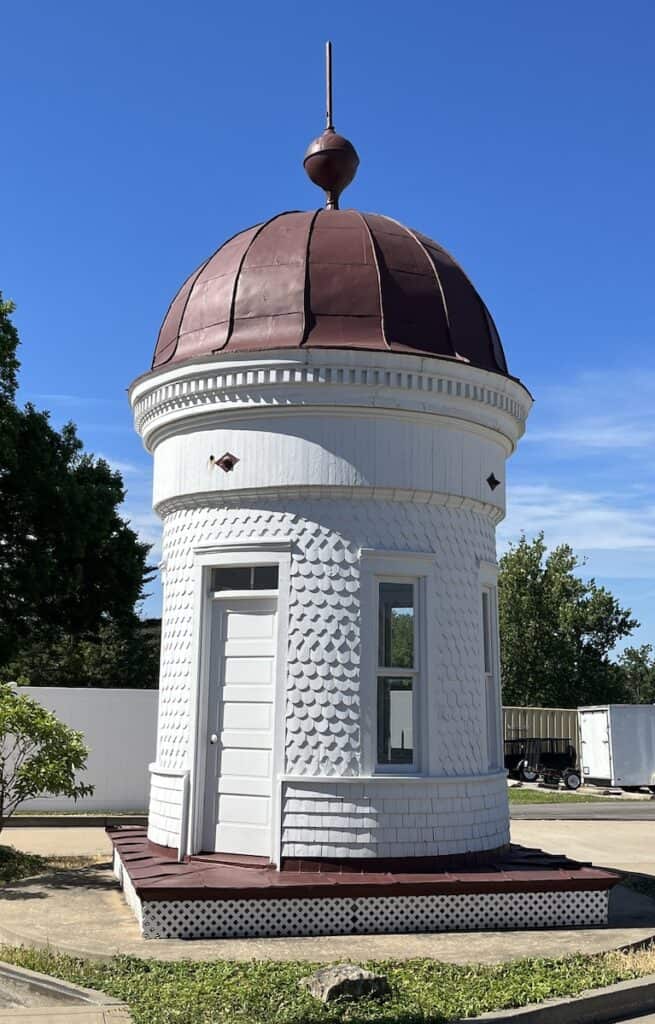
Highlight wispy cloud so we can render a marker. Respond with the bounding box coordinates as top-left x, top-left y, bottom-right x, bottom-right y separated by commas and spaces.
502, 483, 655, 555
29, 393, 124, 407
525, 418, 655, 451
525, 369, 655, 455
96, 454, 144, 477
